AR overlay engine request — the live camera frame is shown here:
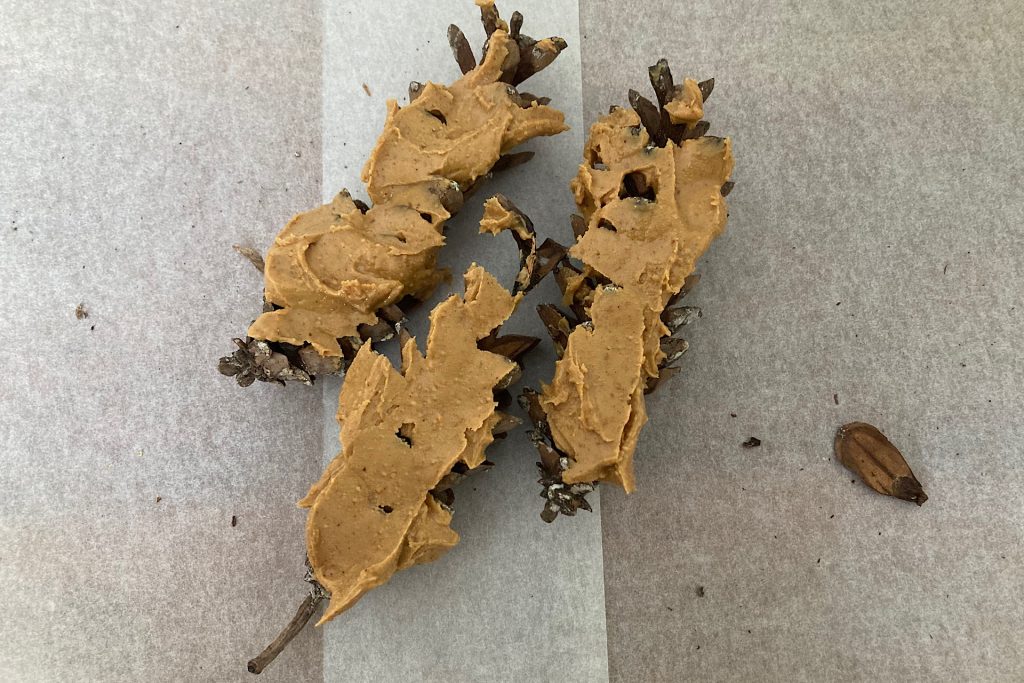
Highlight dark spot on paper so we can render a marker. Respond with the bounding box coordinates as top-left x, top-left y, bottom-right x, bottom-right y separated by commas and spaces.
231, 515, 237, 527
696, 585, 705, 597
816, 558, 821, 564
156, 496, 162, 503
833, 393, 839, 405
90, 325, 95, 331
362, 83, 372, 97
742, 437, 761, 449
730, 413, 737, 418
829, 514, 835, 519
666, 605, 674, 611
75, 304, 88, 320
